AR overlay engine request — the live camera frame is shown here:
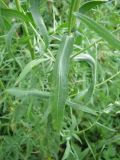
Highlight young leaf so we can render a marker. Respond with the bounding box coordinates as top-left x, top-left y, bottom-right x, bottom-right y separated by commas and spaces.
30, 0, 49, 47
79, 0, 107, 13
73, 54, 96, 103
51, 35, 74, 131
75, 13, 120, 50
15, 58, 48, 85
